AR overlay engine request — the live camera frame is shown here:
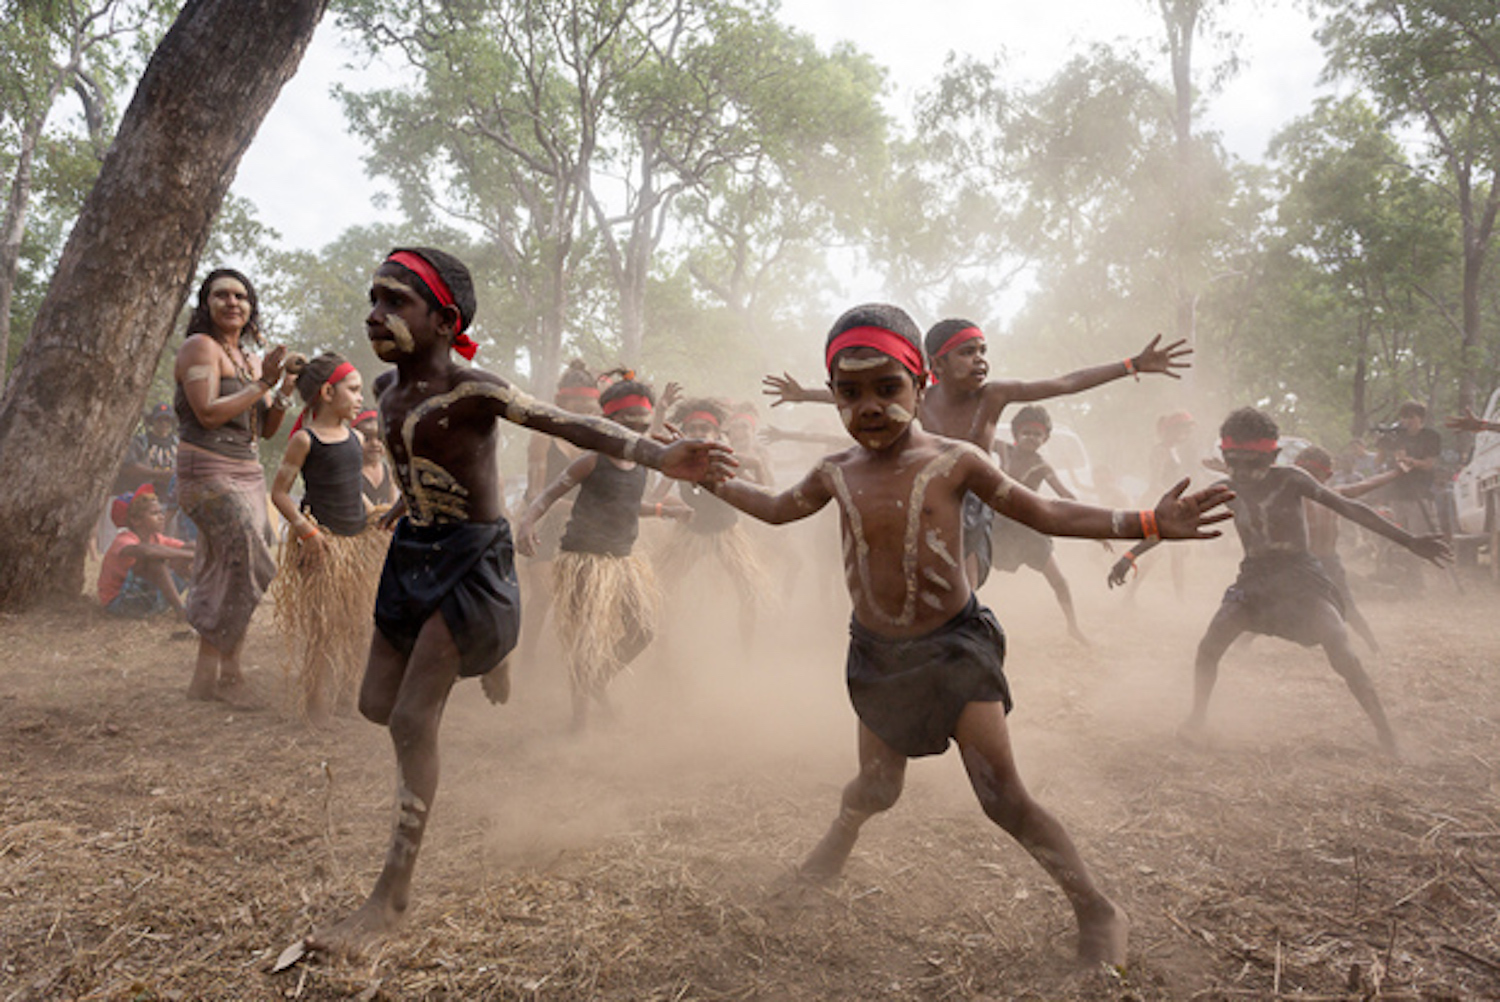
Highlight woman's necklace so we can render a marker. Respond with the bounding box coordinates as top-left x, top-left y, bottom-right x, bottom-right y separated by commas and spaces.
223, 336, 252, 382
